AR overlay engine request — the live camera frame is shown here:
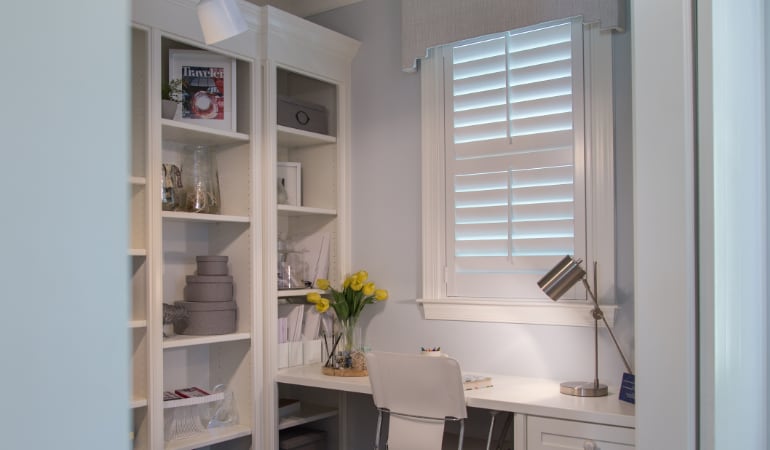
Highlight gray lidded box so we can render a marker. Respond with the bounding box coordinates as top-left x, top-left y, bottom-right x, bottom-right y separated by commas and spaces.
174, 300, 236, 335
184, 275, 233, 302
277, 95, 329, 135
196, 255, 229, 276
